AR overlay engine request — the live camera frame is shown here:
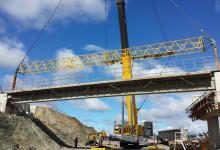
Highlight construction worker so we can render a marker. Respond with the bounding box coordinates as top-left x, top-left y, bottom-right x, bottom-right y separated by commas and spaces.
74, 137, 78, 148
98, 137, 104, 148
